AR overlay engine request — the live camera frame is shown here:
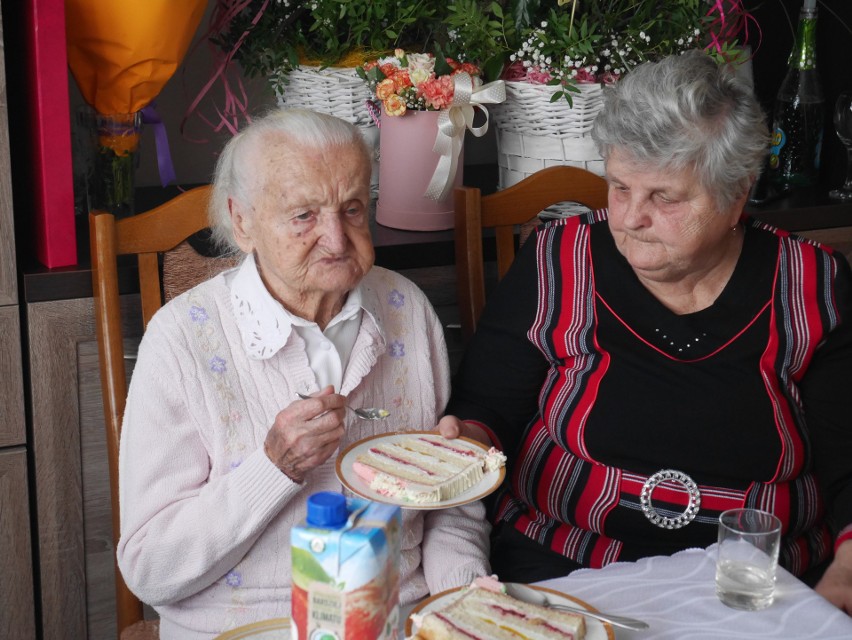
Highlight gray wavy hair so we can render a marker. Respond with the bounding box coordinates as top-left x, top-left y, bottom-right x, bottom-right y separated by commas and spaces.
591, 50, 769, 211
208, 108, 372, 253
